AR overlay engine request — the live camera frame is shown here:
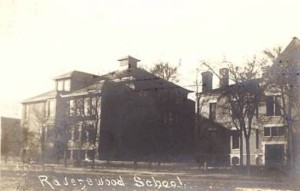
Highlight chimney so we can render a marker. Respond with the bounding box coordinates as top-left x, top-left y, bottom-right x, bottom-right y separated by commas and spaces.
201, 71, 213, 92
118, 55, 140, 70
219, 68, 229, 88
